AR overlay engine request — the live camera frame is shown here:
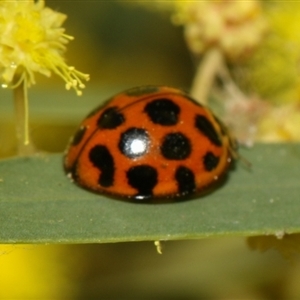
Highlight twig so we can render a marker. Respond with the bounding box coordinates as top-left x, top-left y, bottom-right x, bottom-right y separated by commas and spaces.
190, 47, 223, 105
